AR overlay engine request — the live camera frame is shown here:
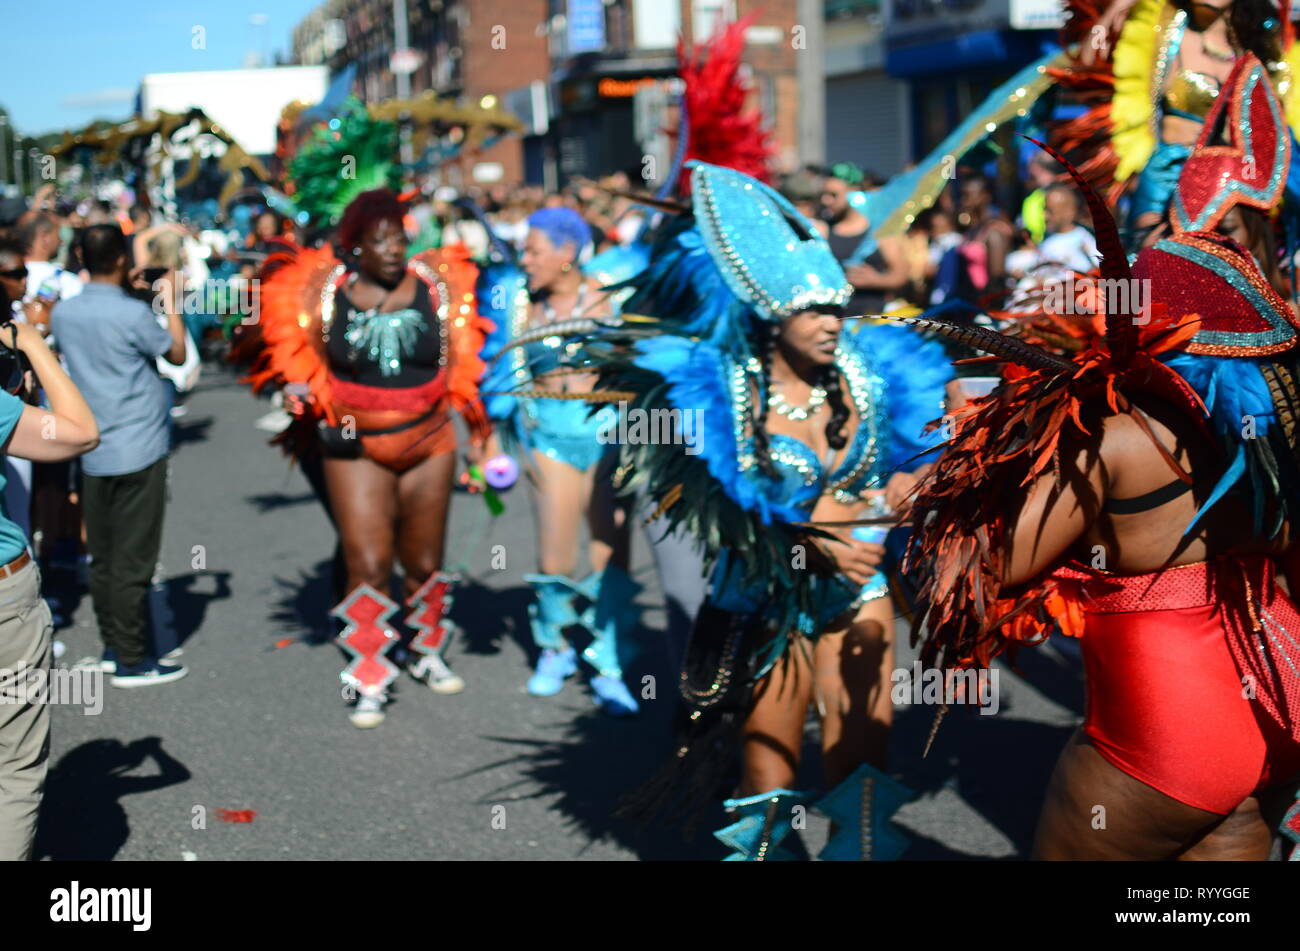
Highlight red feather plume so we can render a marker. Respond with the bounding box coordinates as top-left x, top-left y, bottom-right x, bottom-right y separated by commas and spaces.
674, 15, 775, 192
